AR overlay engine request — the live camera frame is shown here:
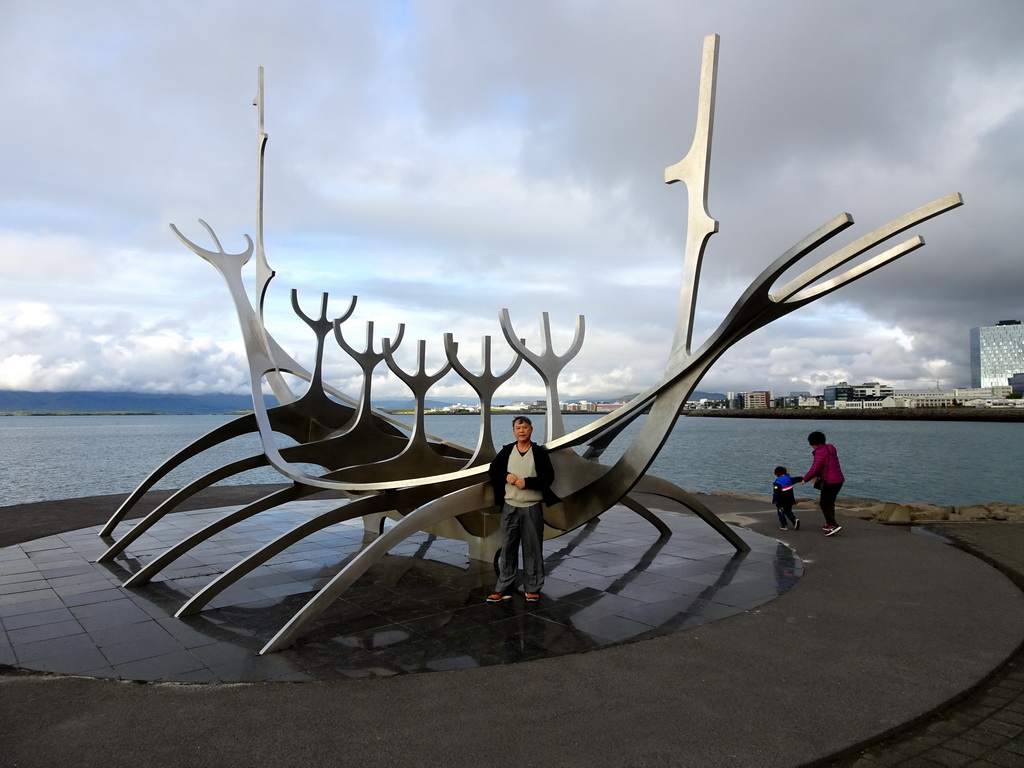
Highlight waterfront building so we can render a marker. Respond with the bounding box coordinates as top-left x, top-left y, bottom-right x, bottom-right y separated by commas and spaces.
685, 397, 727, 410
823, 382, 855, 406
775, 391, 818, 408
741, 391, 772, 409
883, 391, 956, 408
962, 397, 1024, 409
853, 382, 894, 399
498, 401, 545, 413
970, 320, 1024, 388
954, 386, 1012, 401
834, 399, 885, 409
824, 381, 892, 407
